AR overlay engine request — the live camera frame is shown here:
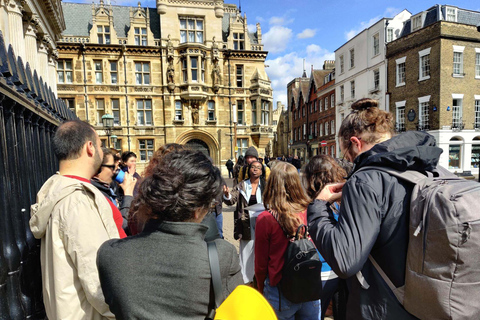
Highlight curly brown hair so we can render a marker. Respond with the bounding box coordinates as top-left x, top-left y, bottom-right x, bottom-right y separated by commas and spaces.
131, 149, 222, 224
339, 98, 394, 148
142, 143, 185, 177
303, 155, 347, 200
